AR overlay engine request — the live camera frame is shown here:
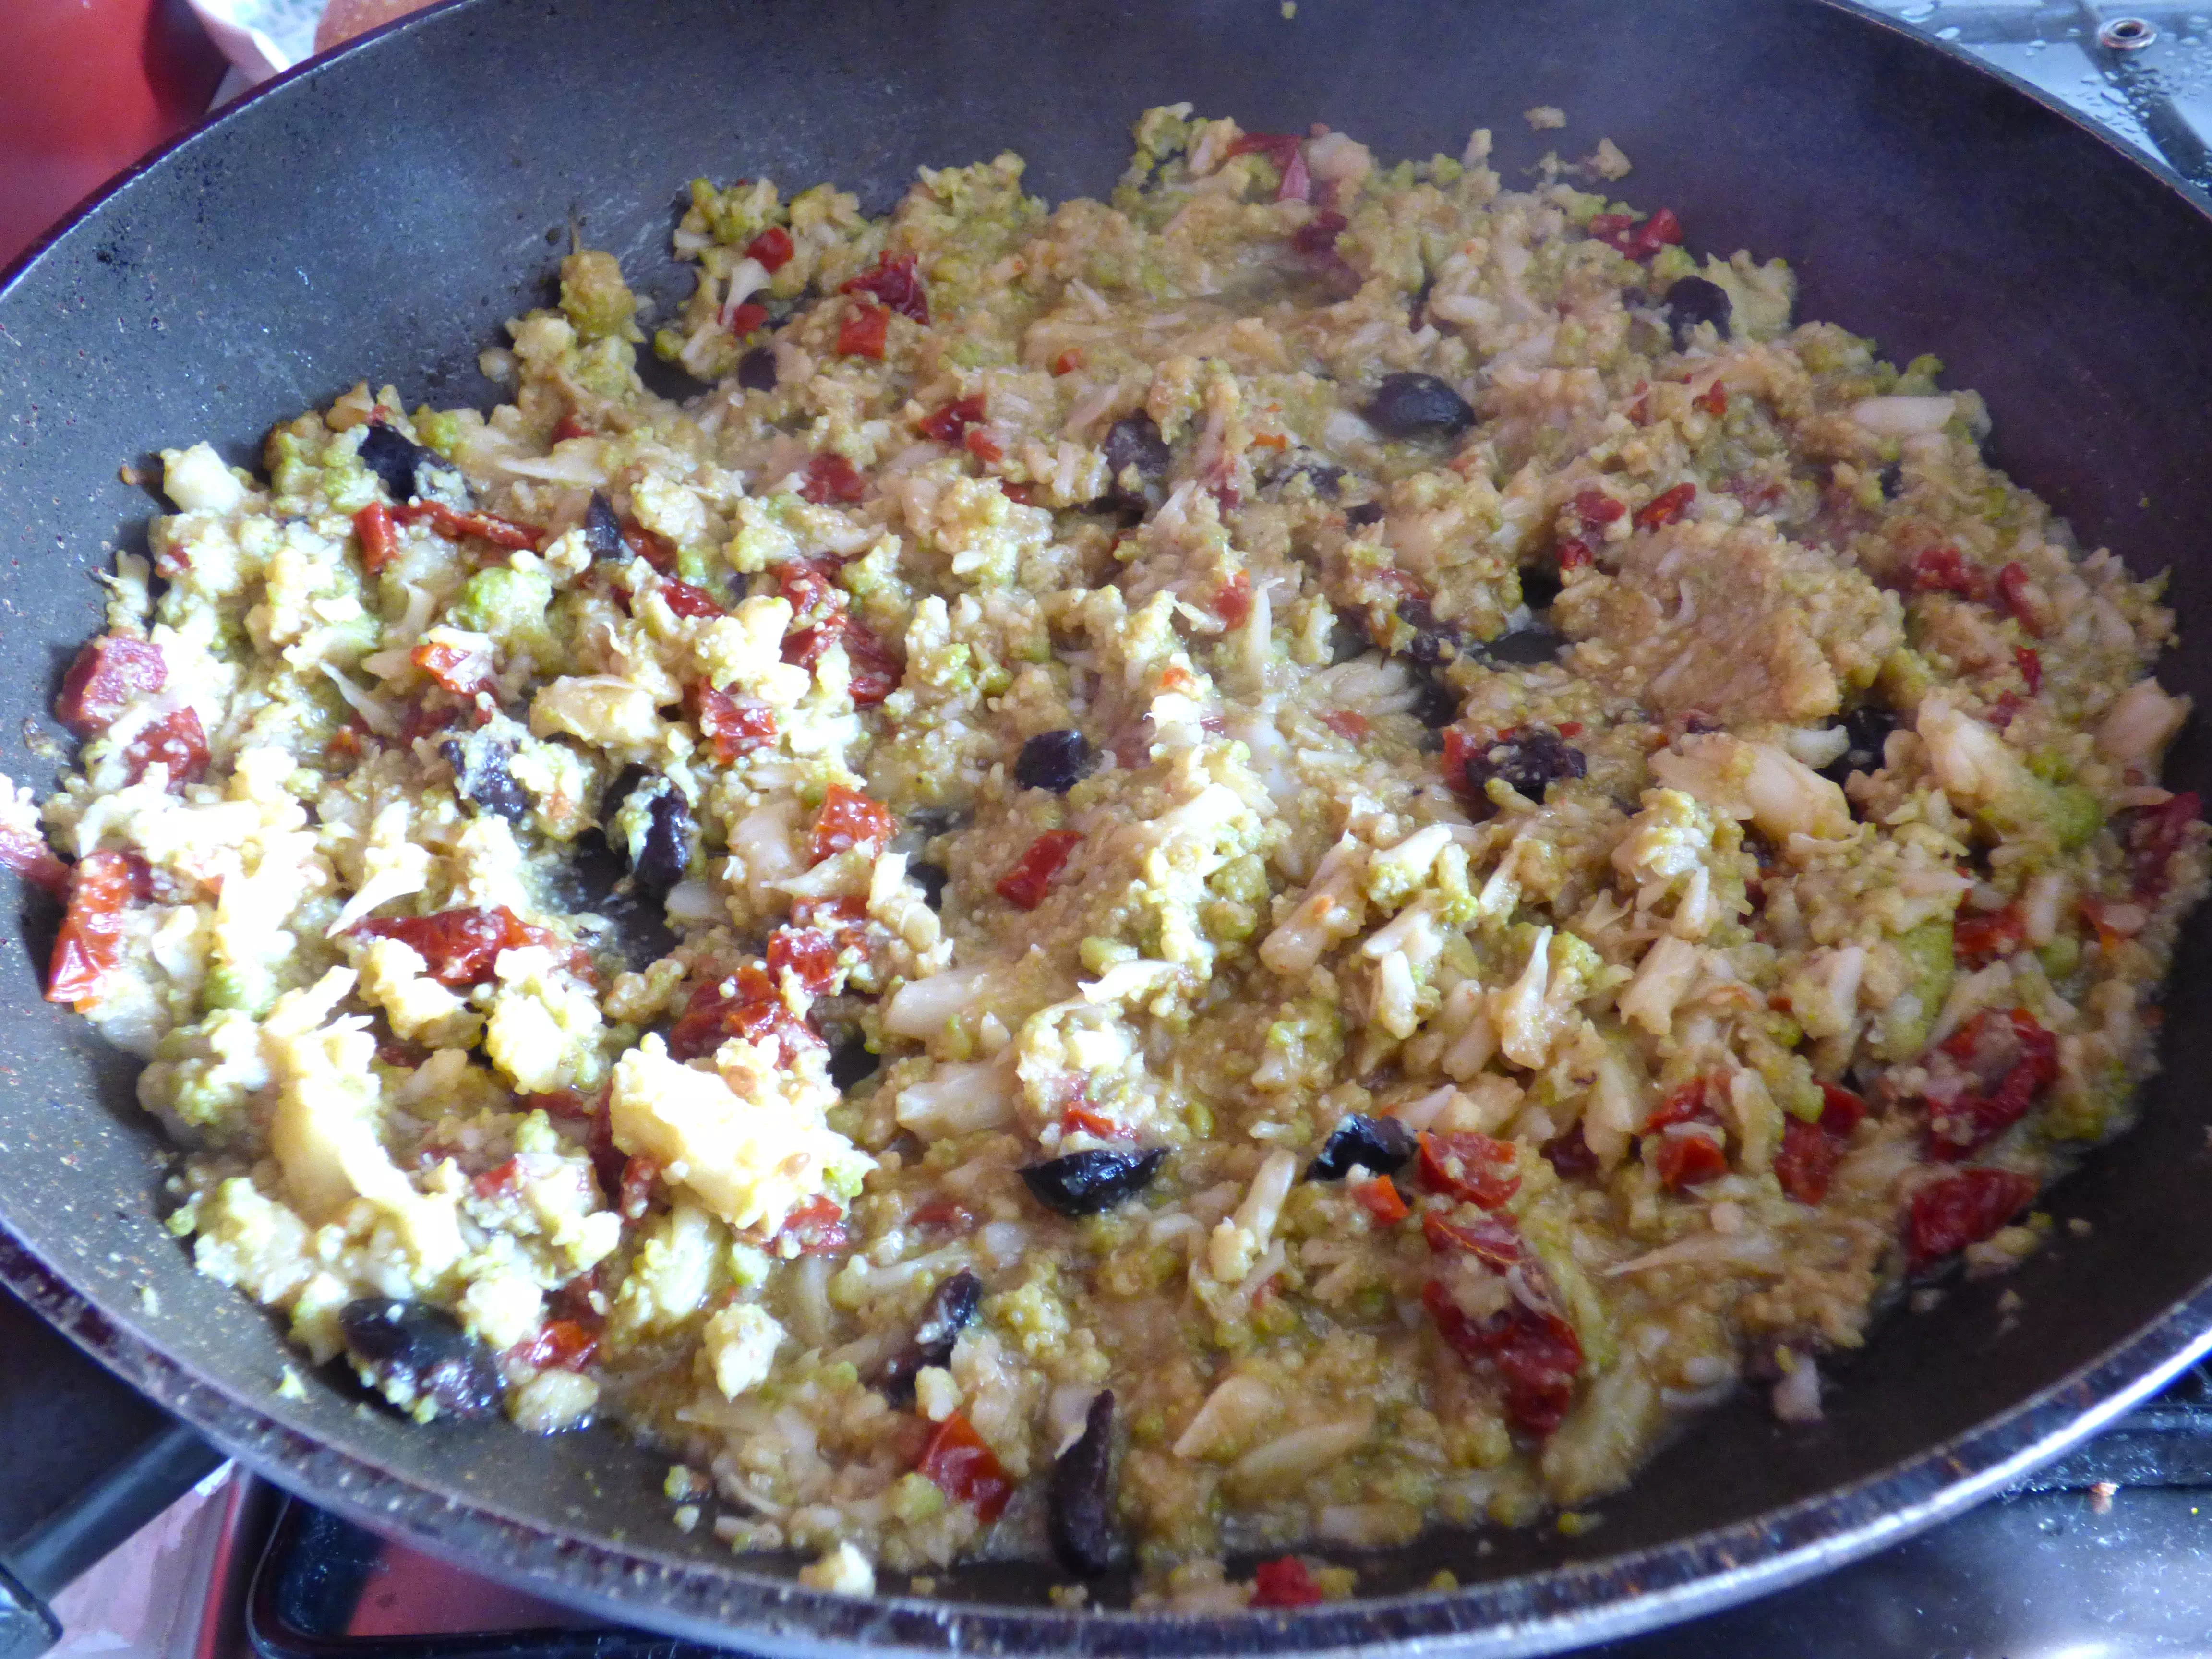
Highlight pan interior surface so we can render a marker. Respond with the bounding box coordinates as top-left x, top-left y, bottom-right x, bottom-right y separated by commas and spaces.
1, 0, 2211, 1651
